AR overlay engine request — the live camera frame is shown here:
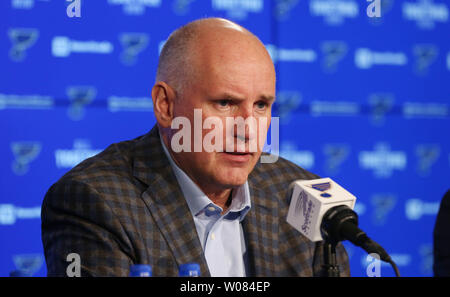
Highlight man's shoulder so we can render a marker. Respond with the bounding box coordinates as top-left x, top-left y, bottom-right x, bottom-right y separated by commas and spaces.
49, 133, 152, 196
